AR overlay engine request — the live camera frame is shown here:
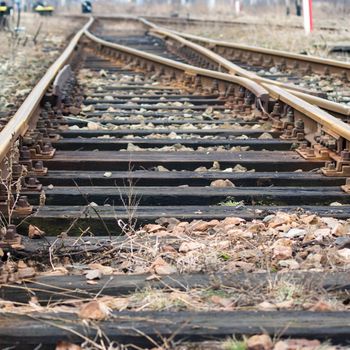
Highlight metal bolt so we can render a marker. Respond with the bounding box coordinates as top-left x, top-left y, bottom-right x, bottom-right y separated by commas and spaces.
20, 146, 31, 160
17, 196, 30, 208
307, 148, 315, 156
34, 161, 44, 170
286, 110, 294, 123
326, 162, 336, 170
295, 120, 304, 129
4, 224, 17, 241
42, 144, 52, 155
27, 177, 38, 189
341, 149, 350, 161
12, 163, 24, 177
